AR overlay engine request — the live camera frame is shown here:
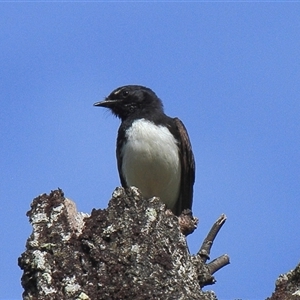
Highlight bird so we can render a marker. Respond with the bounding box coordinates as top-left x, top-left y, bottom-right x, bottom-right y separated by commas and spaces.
94, 85, 195, 216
